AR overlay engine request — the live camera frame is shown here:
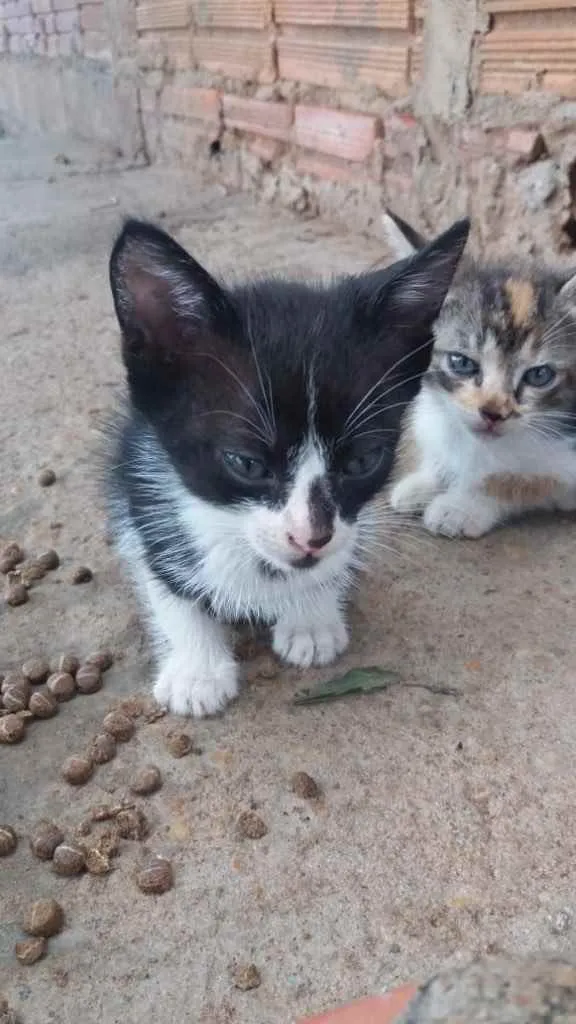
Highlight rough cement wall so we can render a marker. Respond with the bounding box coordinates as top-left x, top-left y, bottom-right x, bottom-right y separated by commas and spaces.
1, 0, 576, 259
